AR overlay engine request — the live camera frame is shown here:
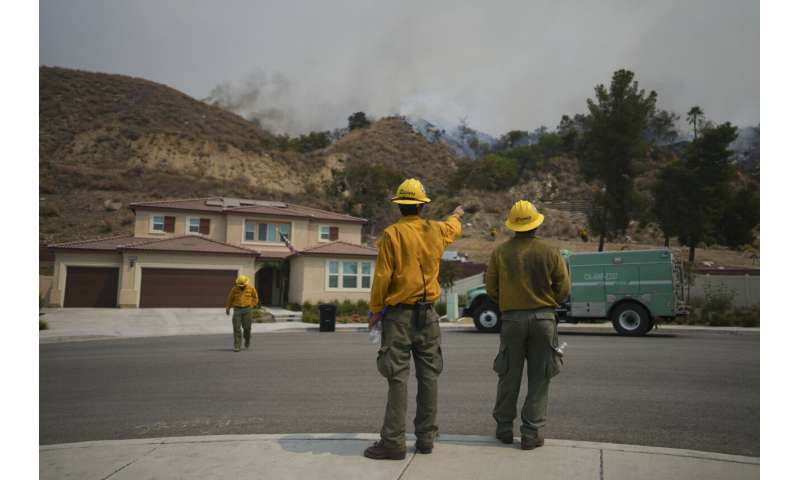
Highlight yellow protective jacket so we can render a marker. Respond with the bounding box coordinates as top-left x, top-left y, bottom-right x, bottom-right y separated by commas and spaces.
485, 232, 570, 312
369, 214, 462, 313
226, 285, 259, 309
